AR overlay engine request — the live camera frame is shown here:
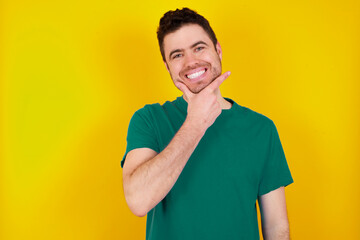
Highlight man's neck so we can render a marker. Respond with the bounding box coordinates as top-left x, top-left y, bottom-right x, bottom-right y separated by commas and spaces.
215, 88, 232, 109
217, 95, 232, 109
182, 89, 232, 110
